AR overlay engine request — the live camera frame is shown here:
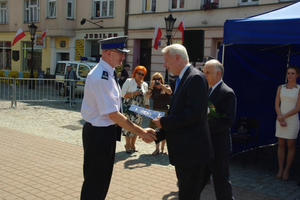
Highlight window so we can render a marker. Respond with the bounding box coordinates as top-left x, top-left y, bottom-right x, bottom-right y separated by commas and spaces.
215, 40, 222, 60
67, 0, 74, 19
170, 0, 184, 10
22, 42, 42, 71
78, 64, 90, 78
24, 0, 39, 23
0, 1, 8, 24
202, 0, 219, 11
59, 40, 66, 48
144, 0, 156, 12
91, 41, 99, 58
93, 0, 114, 18
239, 0, 258, 5
0, 41, 11, 70
47, 0, 56, 18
